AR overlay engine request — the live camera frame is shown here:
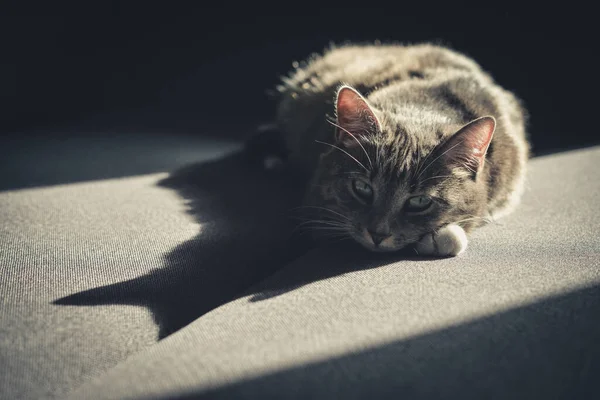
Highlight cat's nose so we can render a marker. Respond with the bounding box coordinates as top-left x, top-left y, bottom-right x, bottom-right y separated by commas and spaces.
368, 230, 391, 246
